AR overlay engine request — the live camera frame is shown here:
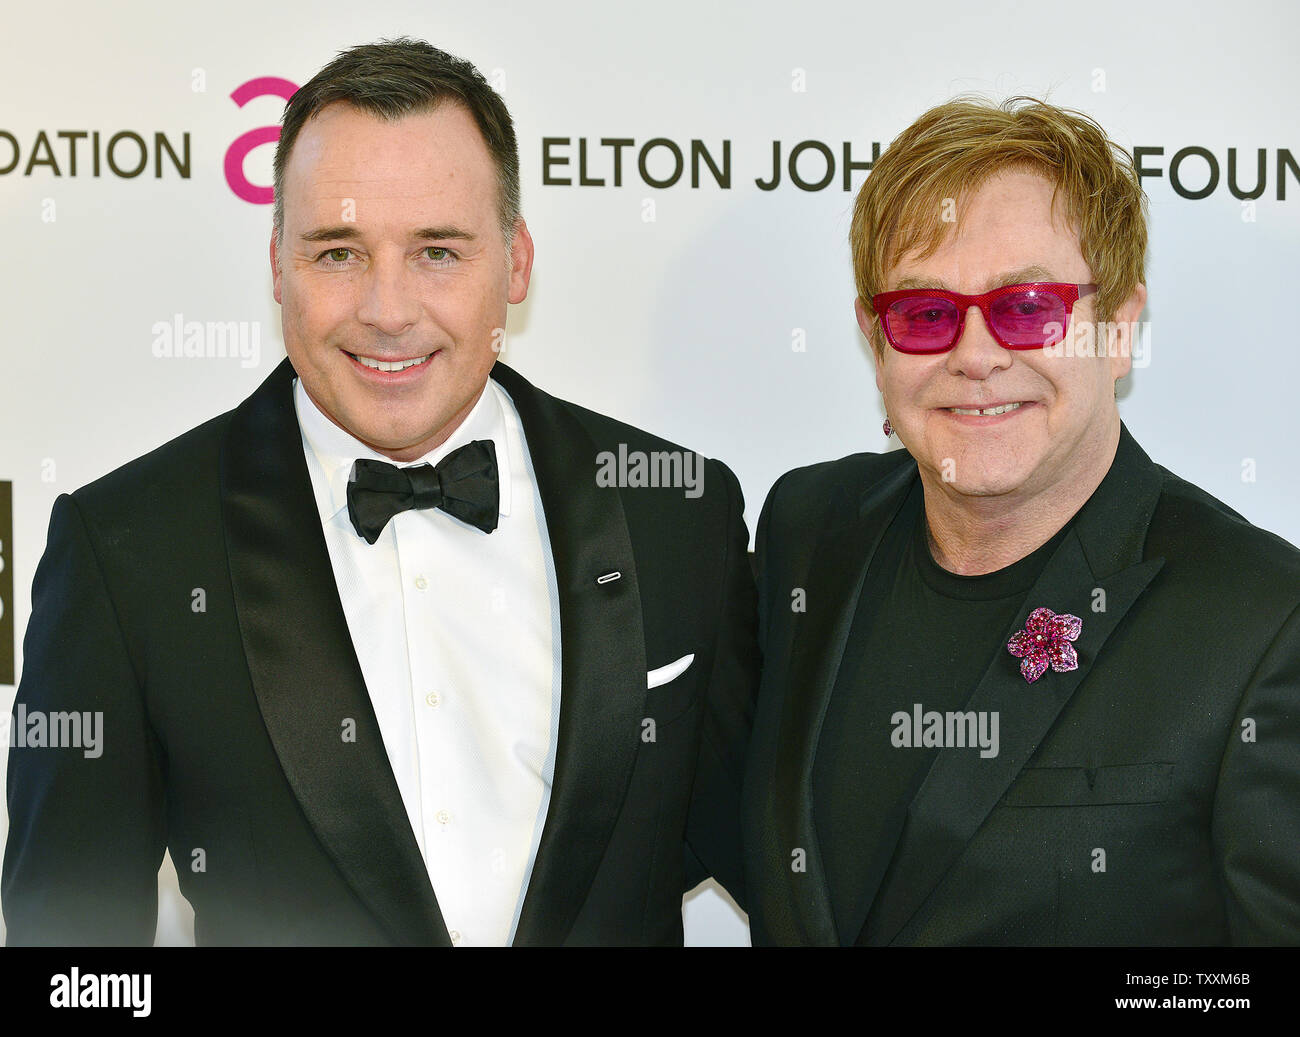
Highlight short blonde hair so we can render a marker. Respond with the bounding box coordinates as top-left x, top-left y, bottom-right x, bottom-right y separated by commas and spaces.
851, 95, 1148, 355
